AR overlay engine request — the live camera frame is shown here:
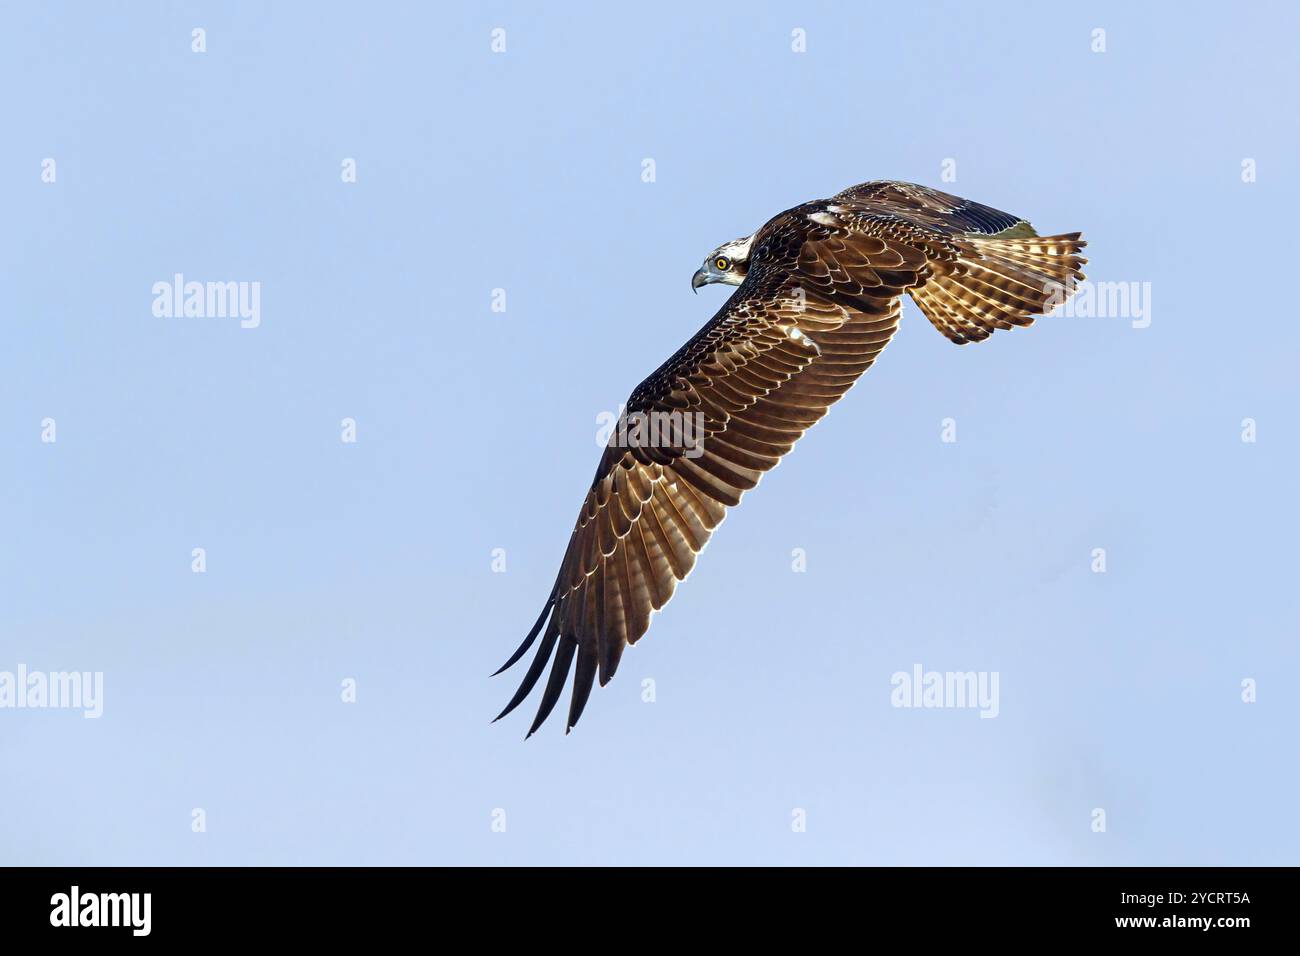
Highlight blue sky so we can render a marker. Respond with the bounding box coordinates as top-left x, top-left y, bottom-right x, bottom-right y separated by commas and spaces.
2, 1, 1297, 865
